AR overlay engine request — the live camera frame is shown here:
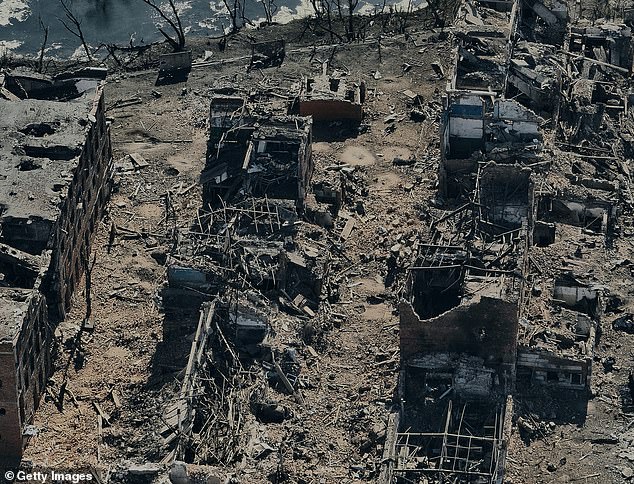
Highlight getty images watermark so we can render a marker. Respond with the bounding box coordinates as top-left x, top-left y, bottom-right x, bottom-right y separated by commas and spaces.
4, 470, 94, 483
